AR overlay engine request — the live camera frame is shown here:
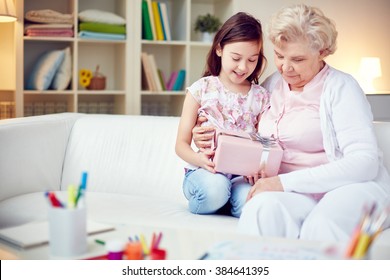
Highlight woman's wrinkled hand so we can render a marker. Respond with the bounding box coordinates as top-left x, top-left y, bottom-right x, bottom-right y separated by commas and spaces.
246, 176, 284, 201
192, 116, 215, 151
244, 169, 266, 185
